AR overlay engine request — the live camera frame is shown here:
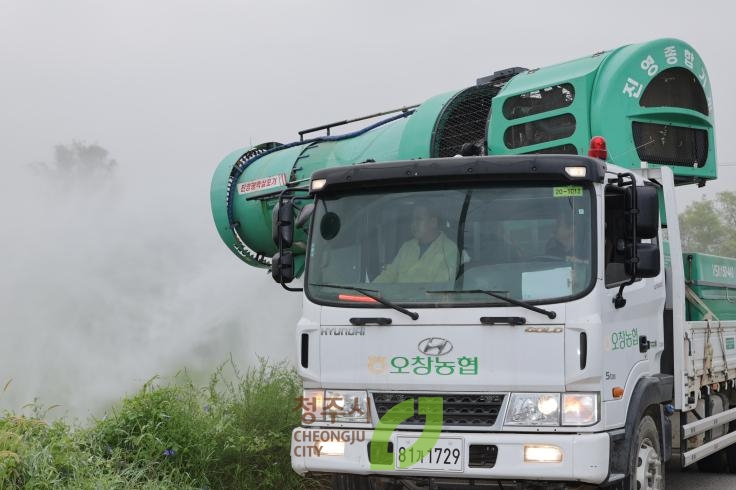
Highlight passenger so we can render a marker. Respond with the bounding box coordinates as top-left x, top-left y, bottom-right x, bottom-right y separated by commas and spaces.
374, 203, 458, 283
